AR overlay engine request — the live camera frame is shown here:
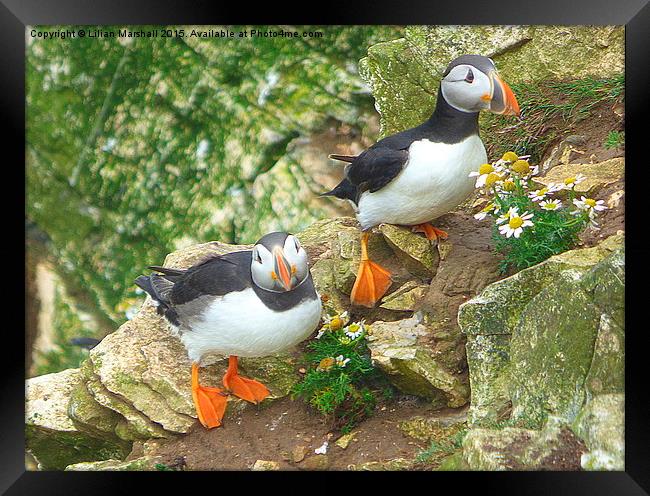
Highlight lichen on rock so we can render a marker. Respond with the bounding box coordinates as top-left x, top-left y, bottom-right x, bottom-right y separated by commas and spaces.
458, 234, 625, 470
